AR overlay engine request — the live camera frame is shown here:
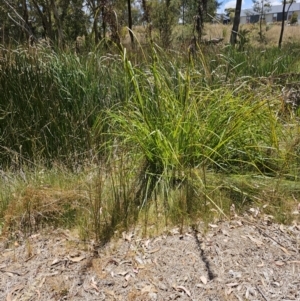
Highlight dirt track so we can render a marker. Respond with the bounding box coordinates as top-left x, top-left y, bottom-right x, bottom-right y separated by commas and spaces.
1, 216, 300, 301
